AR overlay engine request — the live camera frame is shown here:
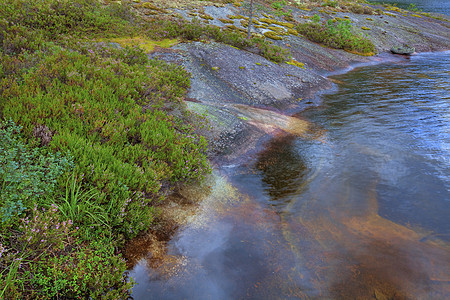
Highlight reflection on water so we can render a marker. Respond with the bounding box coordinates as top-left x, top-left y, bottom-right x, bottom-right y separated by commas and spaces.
129, 52, 450, 299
